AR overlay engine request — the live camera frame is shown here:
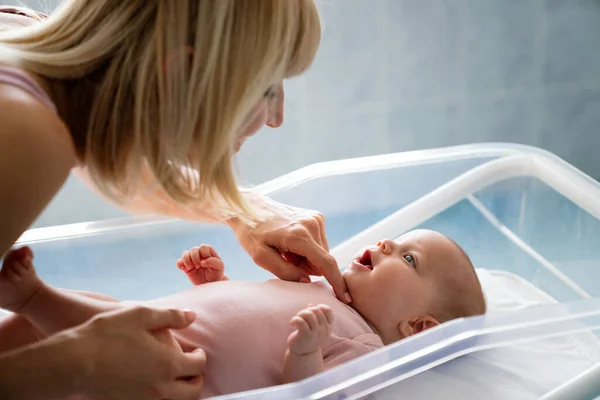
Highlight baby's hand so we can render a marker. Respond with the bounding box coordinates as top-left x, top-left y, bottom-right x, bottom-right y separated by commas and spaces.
287, 304, 334, 355
176, 245, 227, 286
